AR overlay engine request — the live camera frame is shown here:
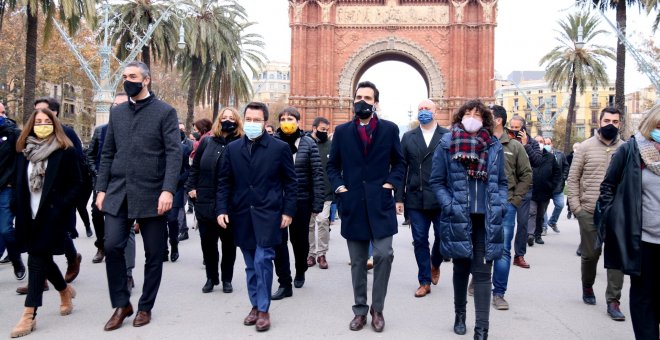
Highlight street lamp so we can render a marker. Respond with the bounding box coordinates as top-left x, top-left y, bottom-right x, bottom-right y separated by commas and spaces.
177, 24, 186, 50
575, 26, 586, 49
